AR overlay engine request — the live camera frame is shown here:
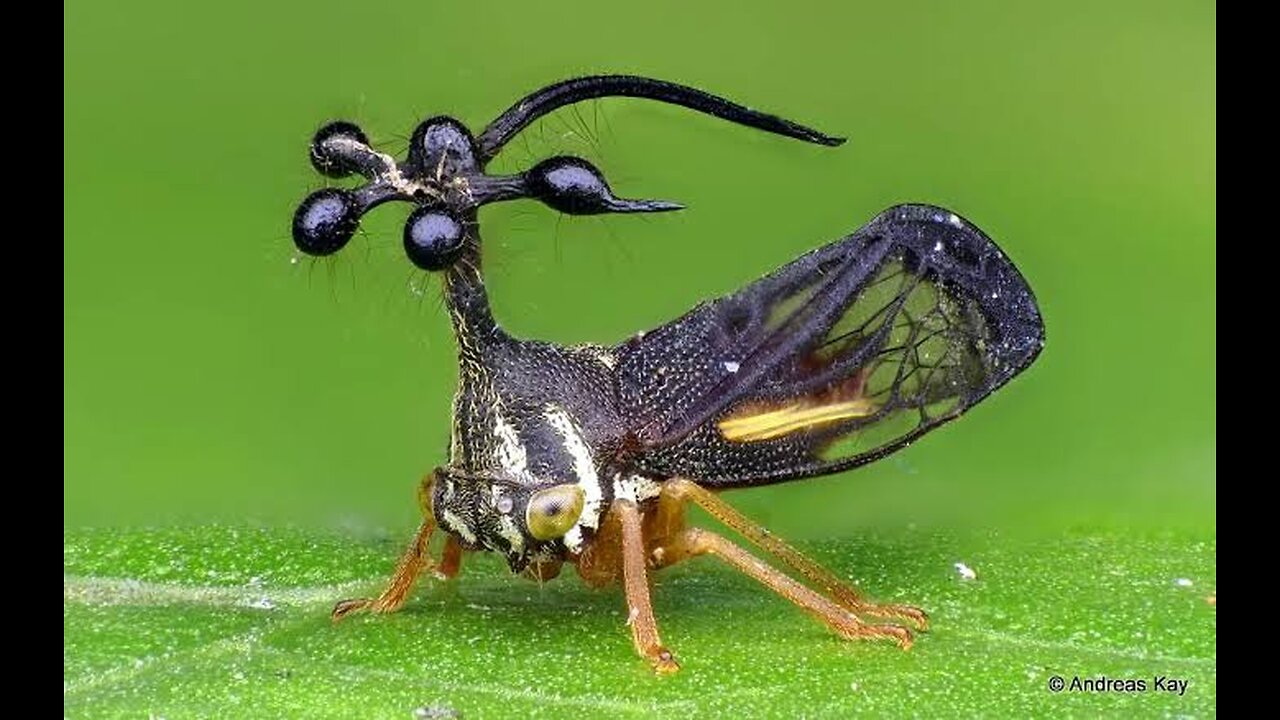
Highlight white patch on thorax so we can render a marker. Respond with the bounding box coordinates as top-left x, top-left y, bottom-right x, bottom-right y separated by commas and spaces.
543, 403, 603, 553
612, 473, 662, 504
564, 525, 586, 553
492, 407, 535, 483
